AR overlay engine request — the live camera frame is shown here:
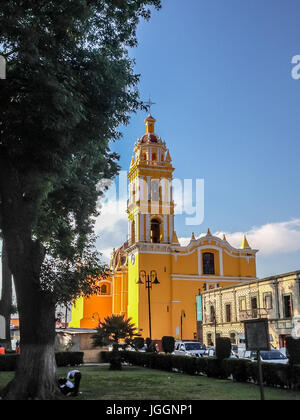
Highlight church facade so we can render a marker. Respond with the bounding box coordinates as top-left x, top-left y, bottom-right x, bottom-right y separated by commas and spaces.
70, 116, 258, 340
